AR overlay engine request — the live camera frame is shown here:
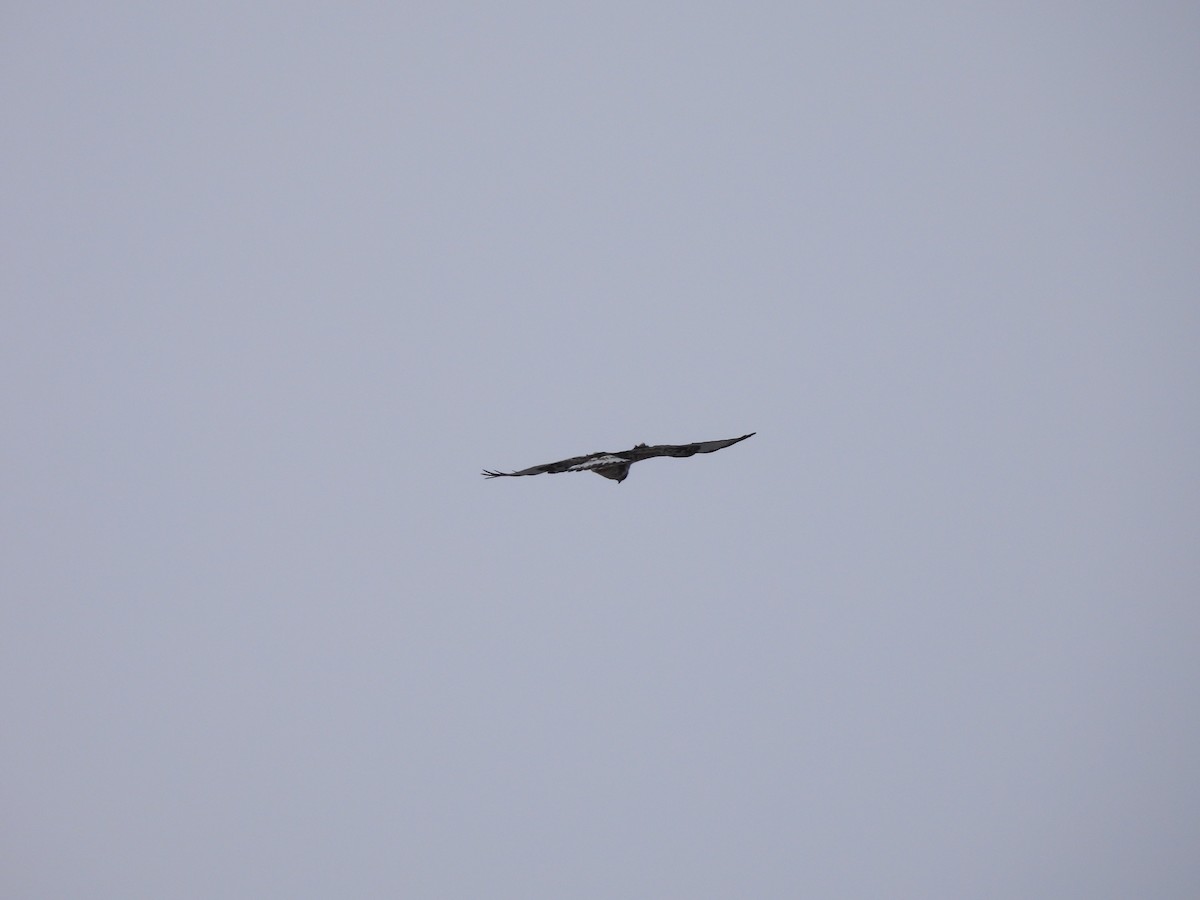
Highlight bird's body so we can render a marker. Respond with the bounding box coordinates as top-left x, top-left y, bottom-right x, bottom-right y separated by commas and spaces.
482, 432, 754, 483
